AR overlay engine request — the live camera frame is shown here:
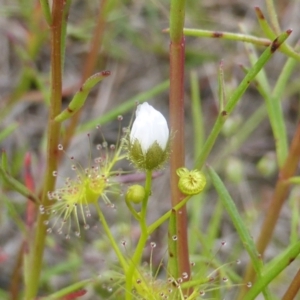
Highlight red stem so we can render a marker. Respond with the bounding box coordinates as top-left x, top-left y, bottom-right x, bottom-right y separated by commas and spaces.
169, 37, 191, 282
